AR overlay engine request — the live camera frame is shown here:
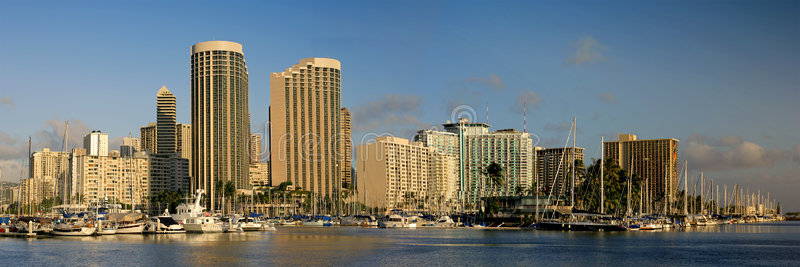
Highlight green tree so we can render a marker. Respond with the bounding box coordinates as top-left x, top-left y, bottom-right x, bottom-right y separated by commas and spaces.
224, 181, 236, 214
